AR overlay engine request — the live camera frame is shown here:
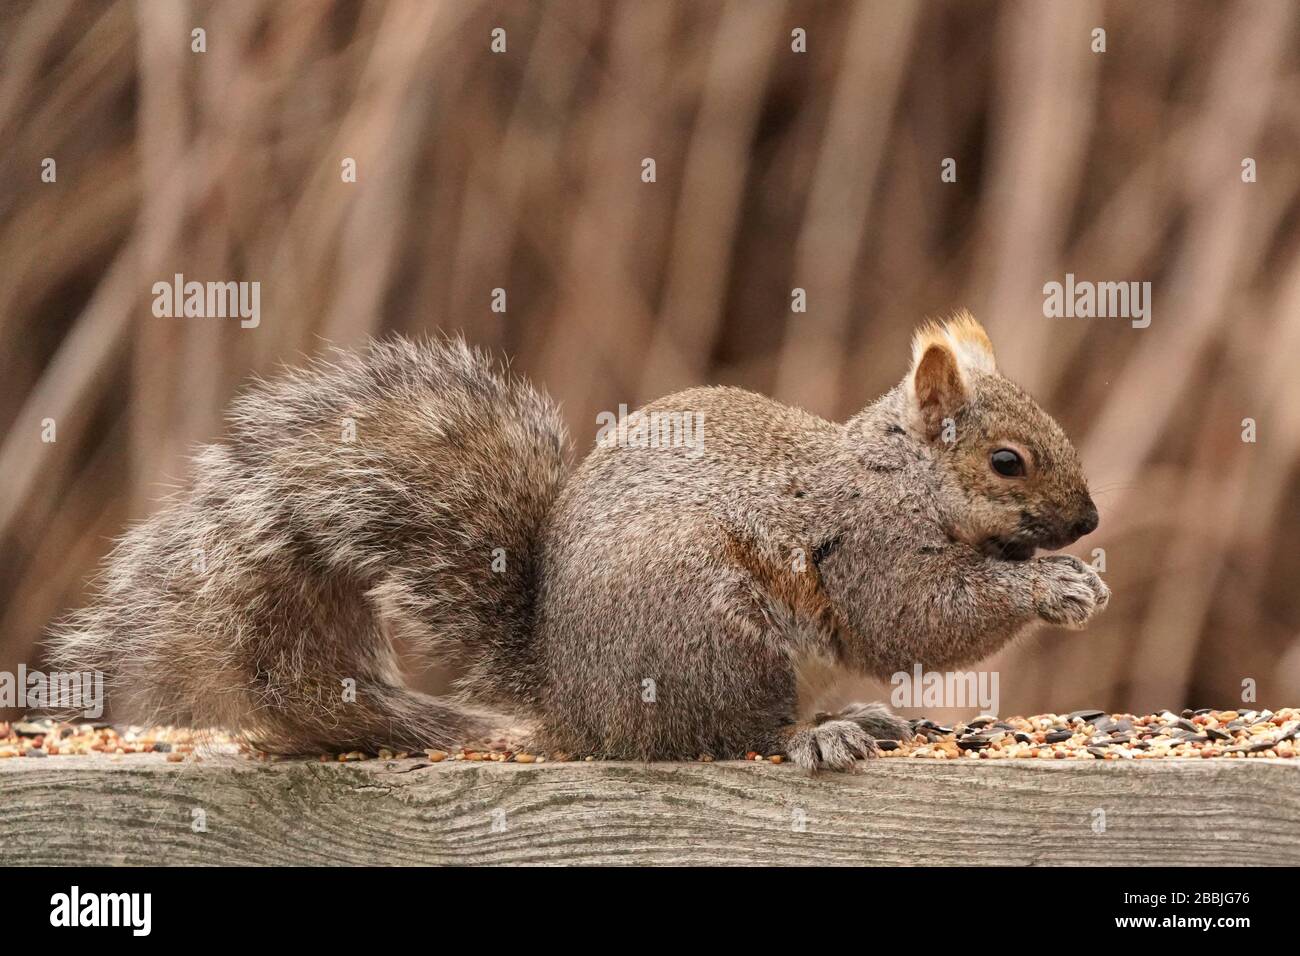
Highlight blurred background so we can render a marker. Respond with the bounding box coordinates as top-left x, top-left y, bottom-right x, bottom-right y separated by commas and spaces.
3, 0, 1300, 724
